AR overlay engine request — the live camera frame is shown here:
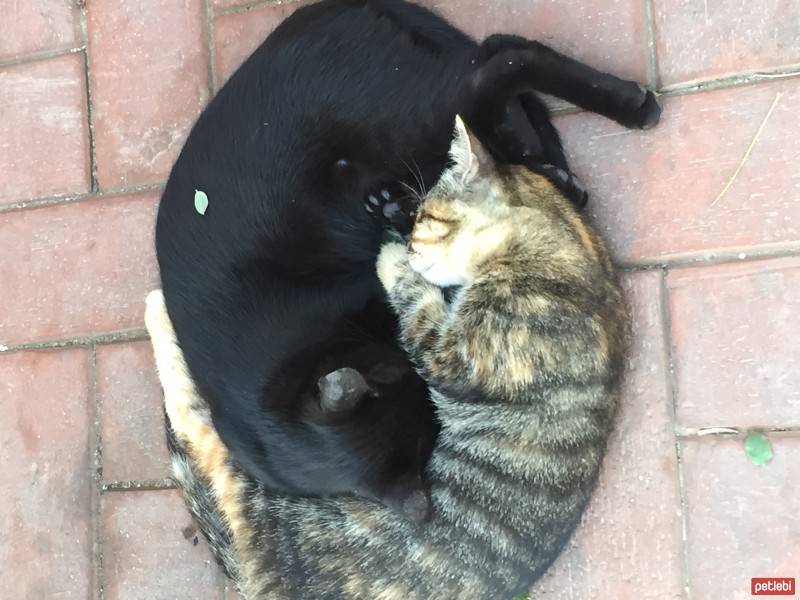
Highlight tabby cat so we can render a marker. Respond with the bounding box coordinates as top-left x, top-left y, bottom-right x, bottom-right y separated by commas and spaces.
146, 115, 630, 599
